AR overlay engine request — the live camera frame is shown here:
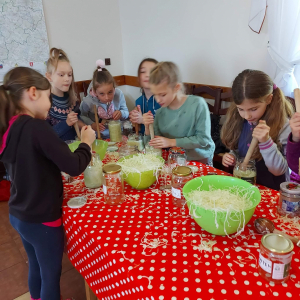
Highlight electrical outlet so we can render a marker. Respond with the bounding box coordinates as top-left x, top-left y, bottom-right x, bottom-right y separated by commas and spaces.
105, 58, 111, 65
